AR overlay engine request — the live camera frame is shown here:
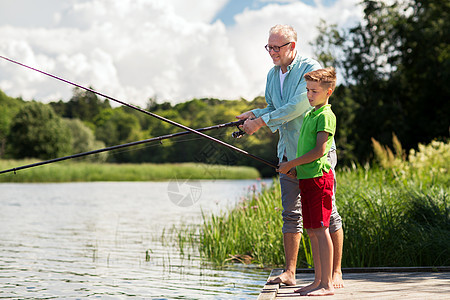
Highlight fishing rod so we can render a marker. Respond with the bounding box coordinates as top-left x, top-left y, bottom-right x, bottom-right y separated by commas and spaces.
0, 120, 245, 175
0, 55, 274, 170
